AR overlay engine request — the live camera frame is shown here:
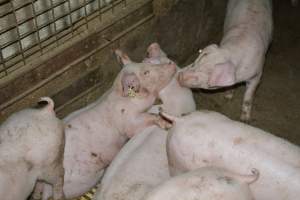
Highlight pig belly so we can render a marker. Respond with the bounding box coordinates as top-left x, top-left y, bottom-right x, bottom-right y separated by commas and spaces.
63, 155, 105, 198
61, 129, 111, 198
